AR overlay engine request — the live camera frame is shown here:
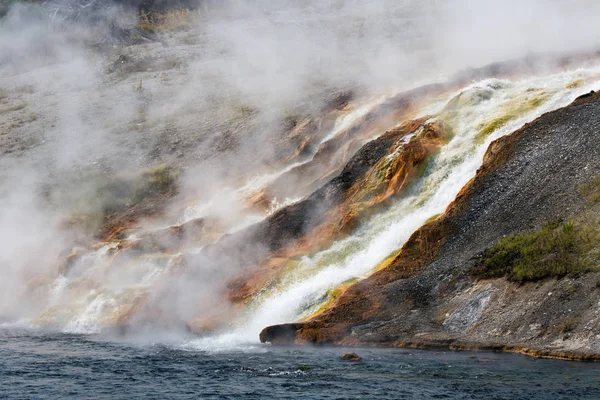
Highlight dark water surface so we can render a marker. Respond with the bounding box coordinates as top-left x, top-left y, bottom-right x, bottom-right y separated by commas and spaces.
1, 329, 600, 399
